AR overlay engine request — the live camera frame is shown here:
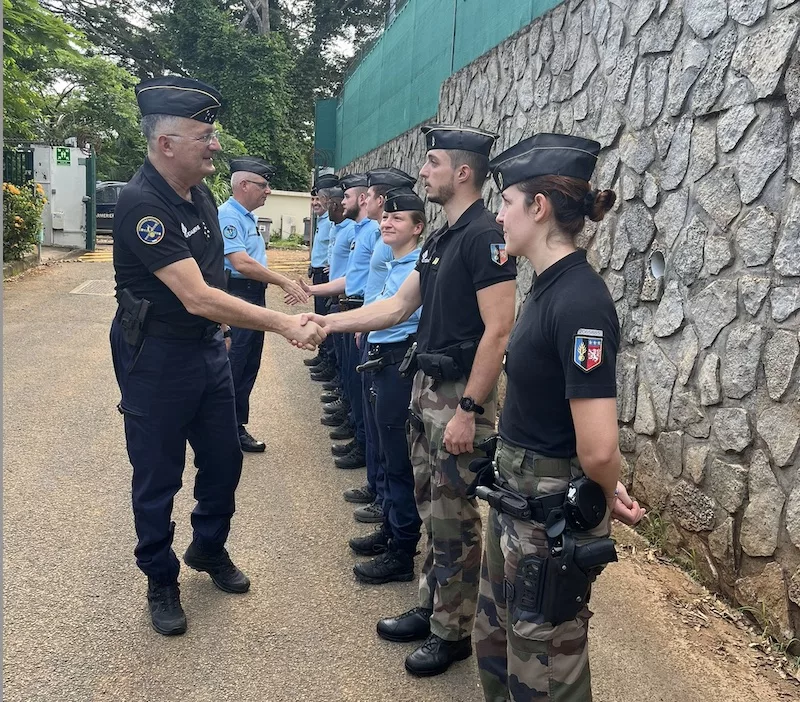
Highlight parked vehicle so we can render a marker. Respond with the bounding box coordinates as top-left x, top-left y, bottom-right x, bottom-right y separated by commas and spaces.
95, 181, 127, 234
